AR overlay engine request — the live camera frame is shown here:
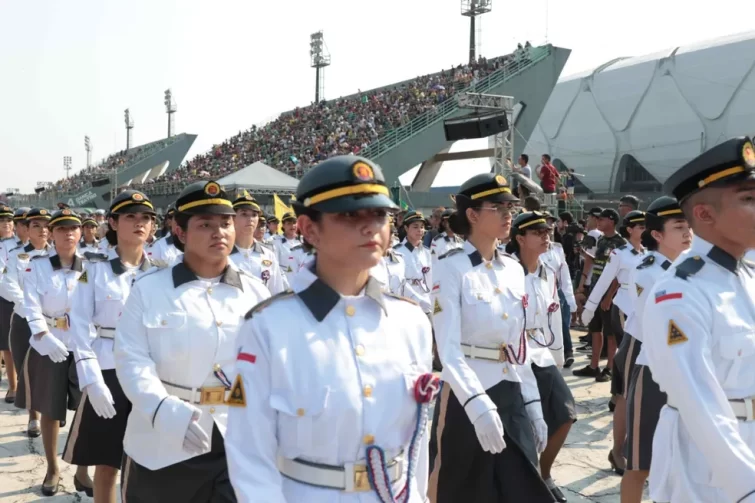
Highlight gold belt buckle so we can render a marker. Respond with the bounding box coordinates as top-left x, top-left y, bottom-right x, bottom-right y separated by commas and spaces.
353, 464, 371, 492
54, 317, 69, 330
199, 386, 226, 405
498, 343, 508, 363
